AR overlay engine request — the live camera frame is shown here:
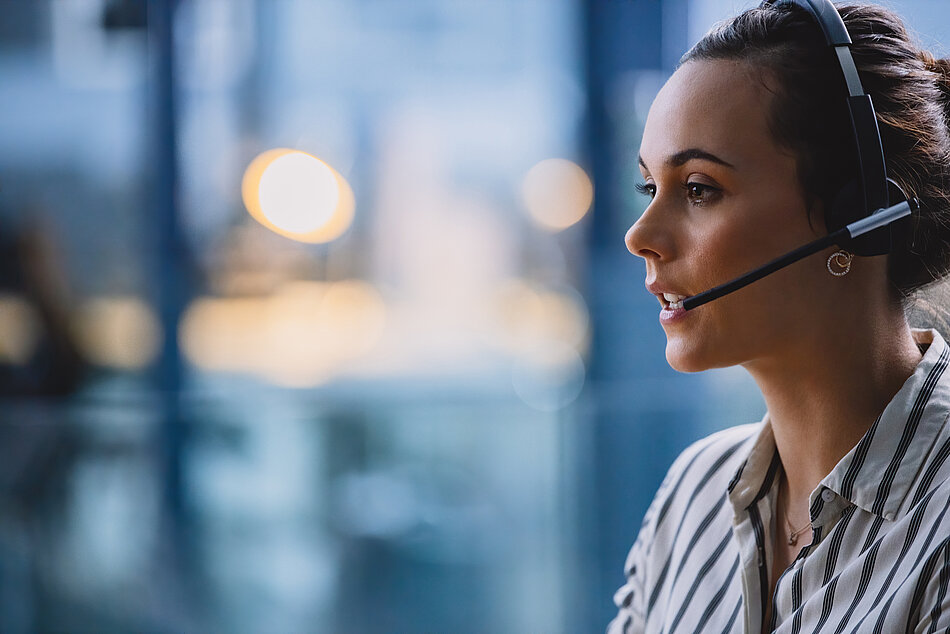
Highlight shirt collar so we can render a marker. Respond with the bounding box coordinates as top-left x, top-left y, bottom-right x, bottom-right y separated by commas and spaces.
727, 328, 950, 520
823, 328, 950, 520
727, 415, 779, 512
